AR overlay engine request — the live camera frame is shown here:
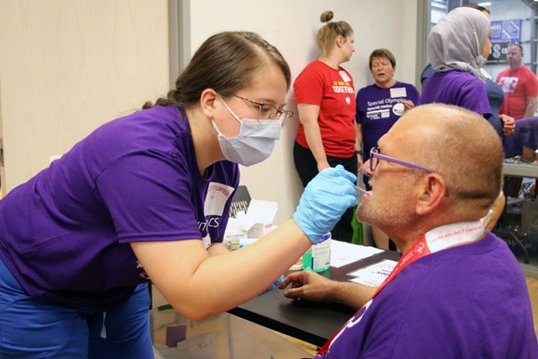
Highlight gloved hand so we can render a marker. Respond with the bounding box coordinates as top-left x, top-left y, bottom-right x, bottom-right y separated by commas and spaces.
293, 165, 357, 244
260, 275, 285, 295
